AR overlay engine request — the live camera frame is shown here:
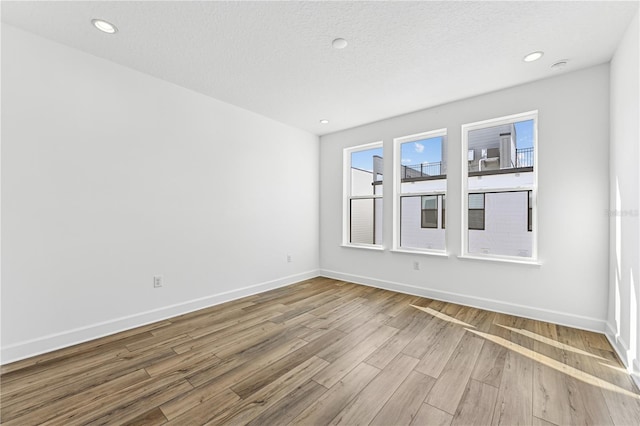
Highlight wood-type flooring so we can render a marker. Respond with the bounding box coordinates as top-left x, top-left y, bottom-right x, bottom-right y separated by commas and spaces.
1, 277, 639, 425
